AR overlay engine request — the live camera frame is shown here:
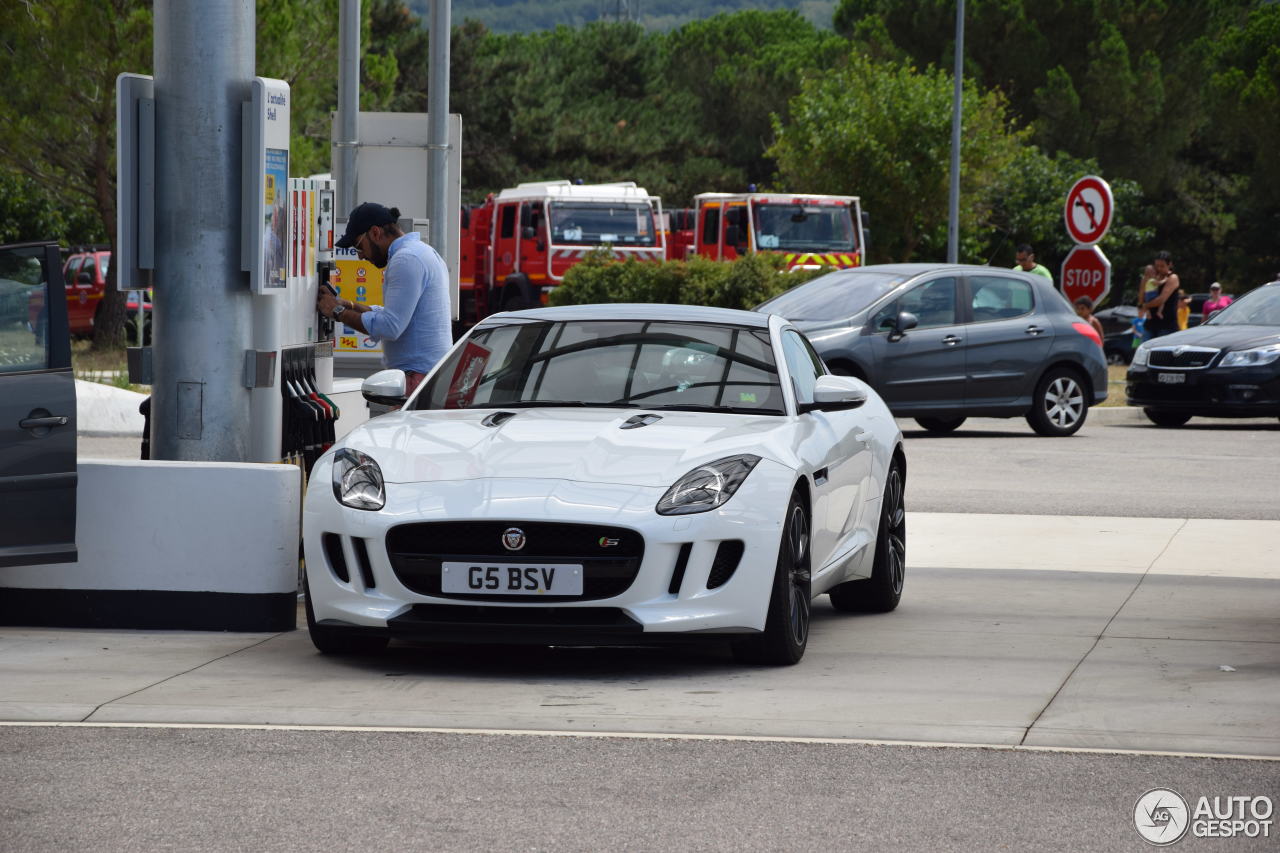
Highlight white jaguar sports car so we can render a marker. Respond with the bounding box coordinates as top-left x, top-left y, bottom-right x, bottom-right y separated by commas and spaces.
303, 304, 906, 665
